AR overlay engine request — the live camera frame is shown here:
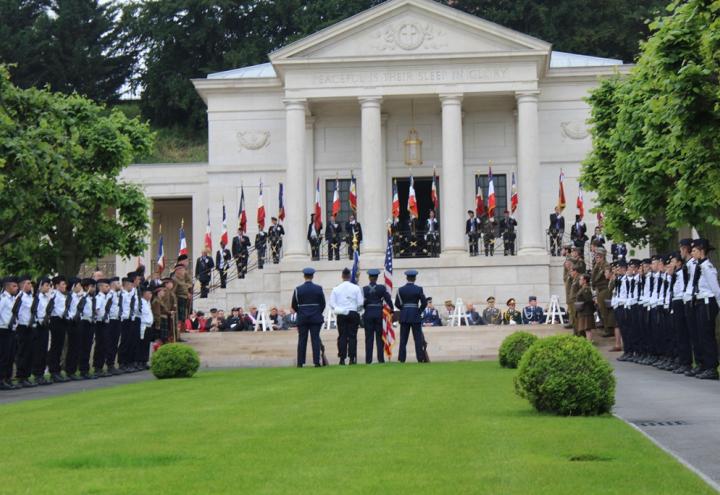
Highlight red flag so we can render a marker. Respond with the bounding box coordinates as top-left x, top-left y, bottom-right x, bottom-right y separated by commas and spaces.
257, 181, 266, 230
349, 173, 357, 214
392, 180, 400, 219
220, 202, 228, 246
314, 178, 322, 231
577, 182, 585, 219
431, 168, 439, 211
278, 183, 285, 222
475, 175, 485, 217
558, 171, 567, 212
332, 179, 341, 216
510, 172, 518, 214
204, 209, 212, 252
407, 175, 418, 219
239, 187, 247, 233
487, 167, 496, 218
